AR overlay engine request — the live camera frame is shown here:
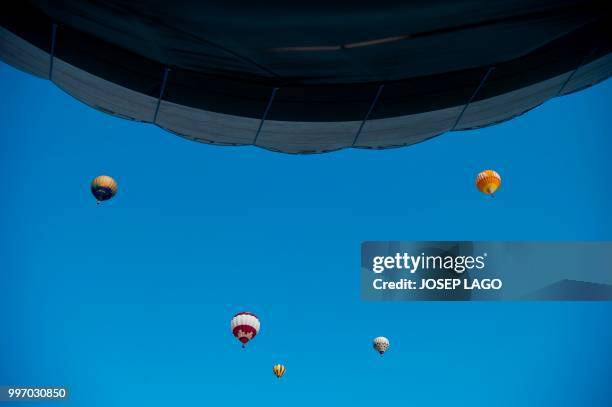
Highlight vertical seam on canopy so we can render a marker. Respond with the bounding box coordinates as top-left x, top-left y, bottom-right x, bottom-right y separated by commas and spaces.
153, 67, 170, 123
49, 23, 57, 80
451, 66, 495, 131
556, 47, 598, 96
253, 87, 278, 145
352, 84, 384, 146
